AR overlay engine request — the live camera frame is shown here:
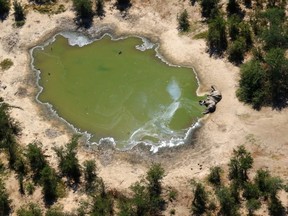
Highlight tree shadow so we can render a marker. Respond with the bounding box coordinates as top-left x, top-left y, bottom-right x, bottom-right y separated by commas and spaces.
74, 17, 93, 29
115, 0, 132, 13
0, 13, 9, 22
